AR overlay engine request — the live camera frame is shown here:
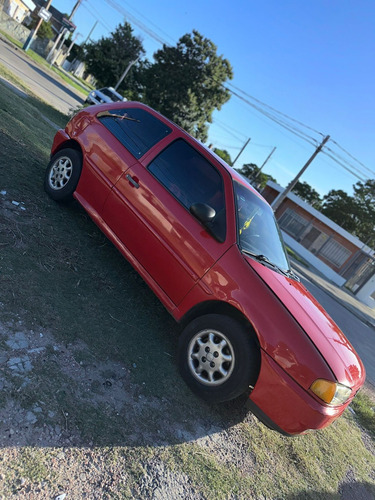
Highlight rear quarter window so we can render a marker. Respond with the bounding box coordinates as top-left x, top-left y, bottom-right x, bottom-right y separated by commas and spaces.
98, 108, 172, 158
